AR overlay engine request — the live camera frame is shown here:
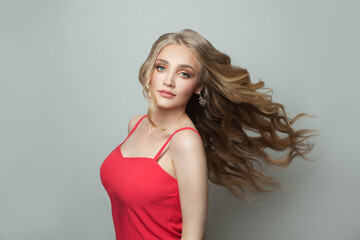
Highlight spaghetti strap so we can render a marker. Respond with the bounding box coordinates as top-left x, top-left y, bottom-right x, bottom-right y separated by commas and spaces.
154, 127, 202, 161
120, 115, 147, 146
